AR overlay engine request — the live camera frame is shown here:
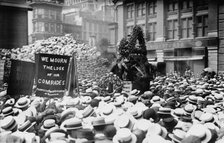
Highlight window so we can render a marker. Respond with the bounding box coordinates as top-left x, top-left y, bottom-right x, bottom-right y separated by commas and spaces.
127, 4, 134, 19
45, 23, 49, 32
136, 3, 146, 17
148, 1, 157, 15
56, 24, 61, 33
50, 10, 56, 20
196, 15, 208, 37
180, 0, 193, 10
37, 9, 44, 18
148, 22, 157, 41
56, 11, 61, 20
167, 19, 178, 39
181, 17, 193, 38
35, 22, 44, 32
168, 0, 178, 12
44, 9, 49, 19
50, 23, 55, 33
